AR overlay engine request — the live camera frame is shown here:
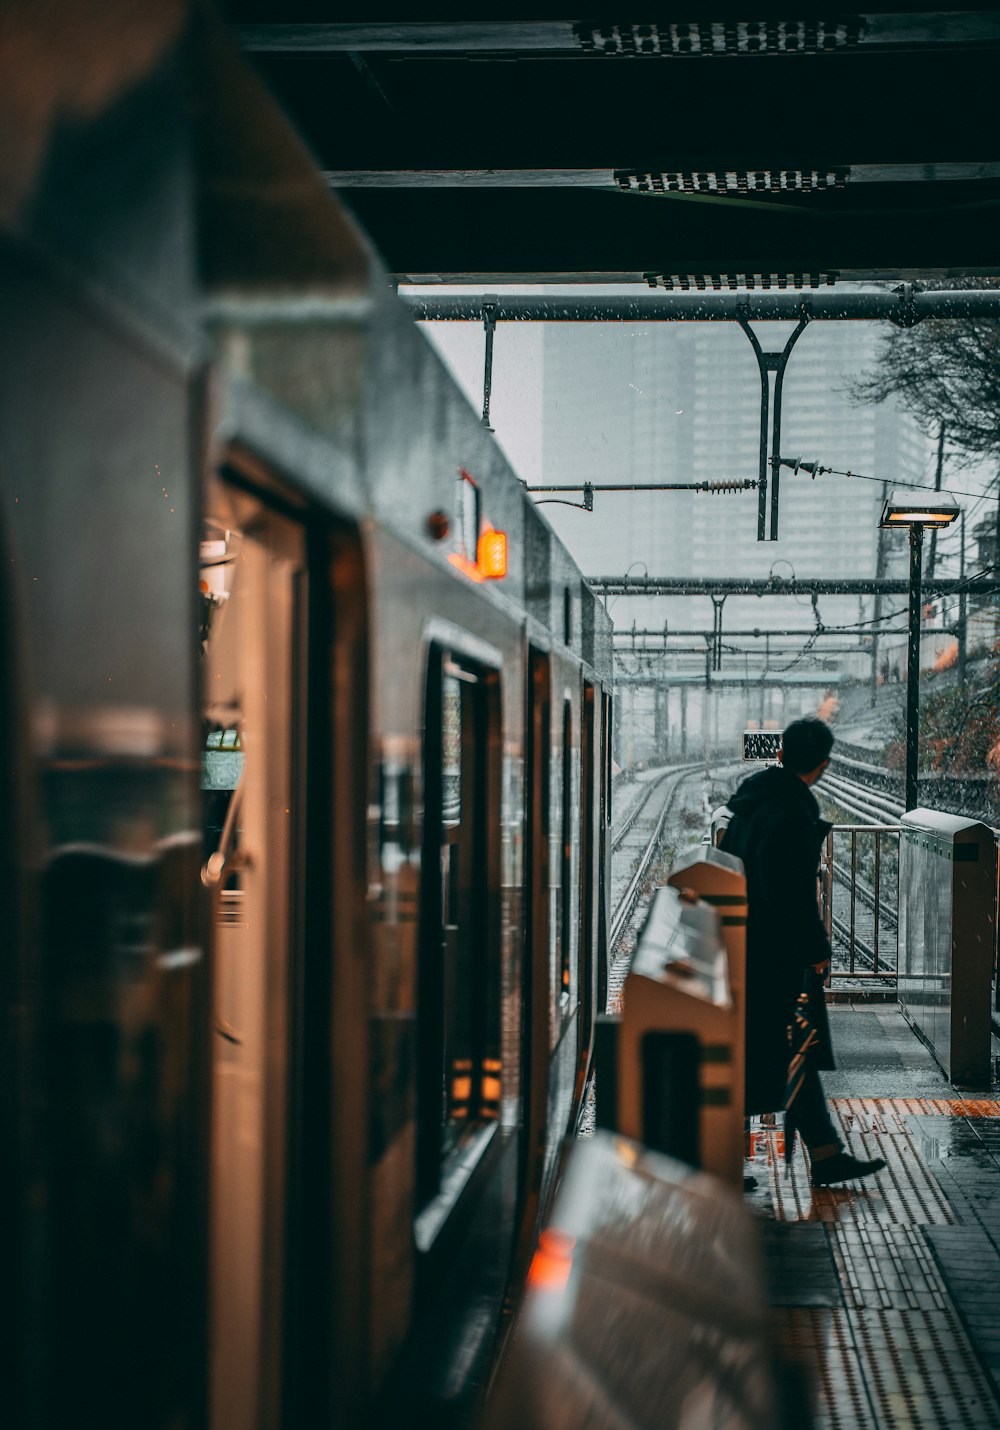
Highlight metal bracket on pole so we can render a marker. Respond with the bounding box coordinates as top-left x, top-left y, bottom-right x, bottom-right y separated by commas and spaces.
481, 295, 497, 430
888, 282, 921, 330
737, 310, 810, 541
711, 594, 727, 670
